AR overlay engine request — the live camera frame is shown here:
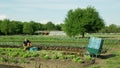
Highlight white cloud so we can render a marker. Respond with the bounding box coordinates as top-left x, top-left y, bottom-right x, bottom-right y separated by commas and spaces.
40, 19, 50, 24
0, 15, 7, 20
